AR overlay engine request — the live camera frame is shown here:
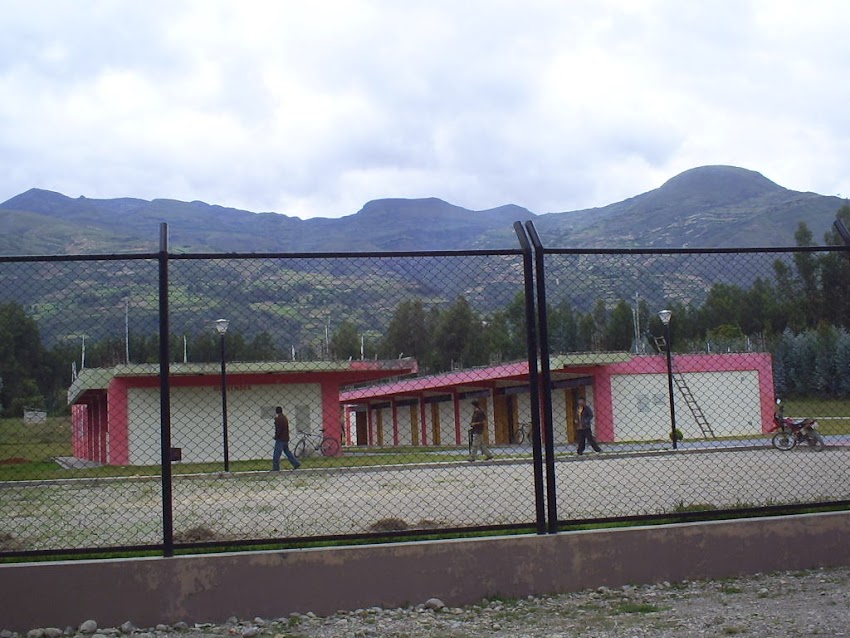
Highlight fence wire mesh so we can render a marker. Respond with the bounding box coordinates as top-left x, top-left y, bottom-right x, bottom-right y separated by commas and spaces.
540, 248, 850, 523
1, 242, 849, 557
